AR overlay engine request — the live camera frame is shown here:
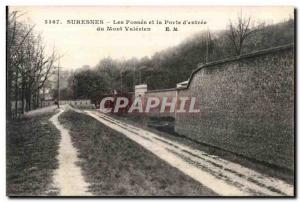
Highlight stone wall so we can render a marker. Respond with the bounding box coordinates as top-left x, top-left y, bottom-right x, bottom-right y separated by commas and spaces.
175, 44, 294, 170
144, 88, 177, 117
